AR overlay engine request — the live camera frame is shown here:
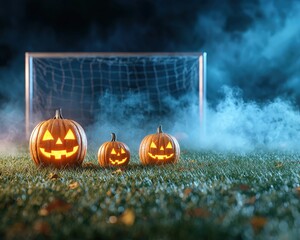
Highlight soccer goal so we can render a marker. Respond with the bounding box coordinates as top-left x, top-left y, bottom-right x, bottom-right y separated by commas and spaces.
25, 52, 206, 139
